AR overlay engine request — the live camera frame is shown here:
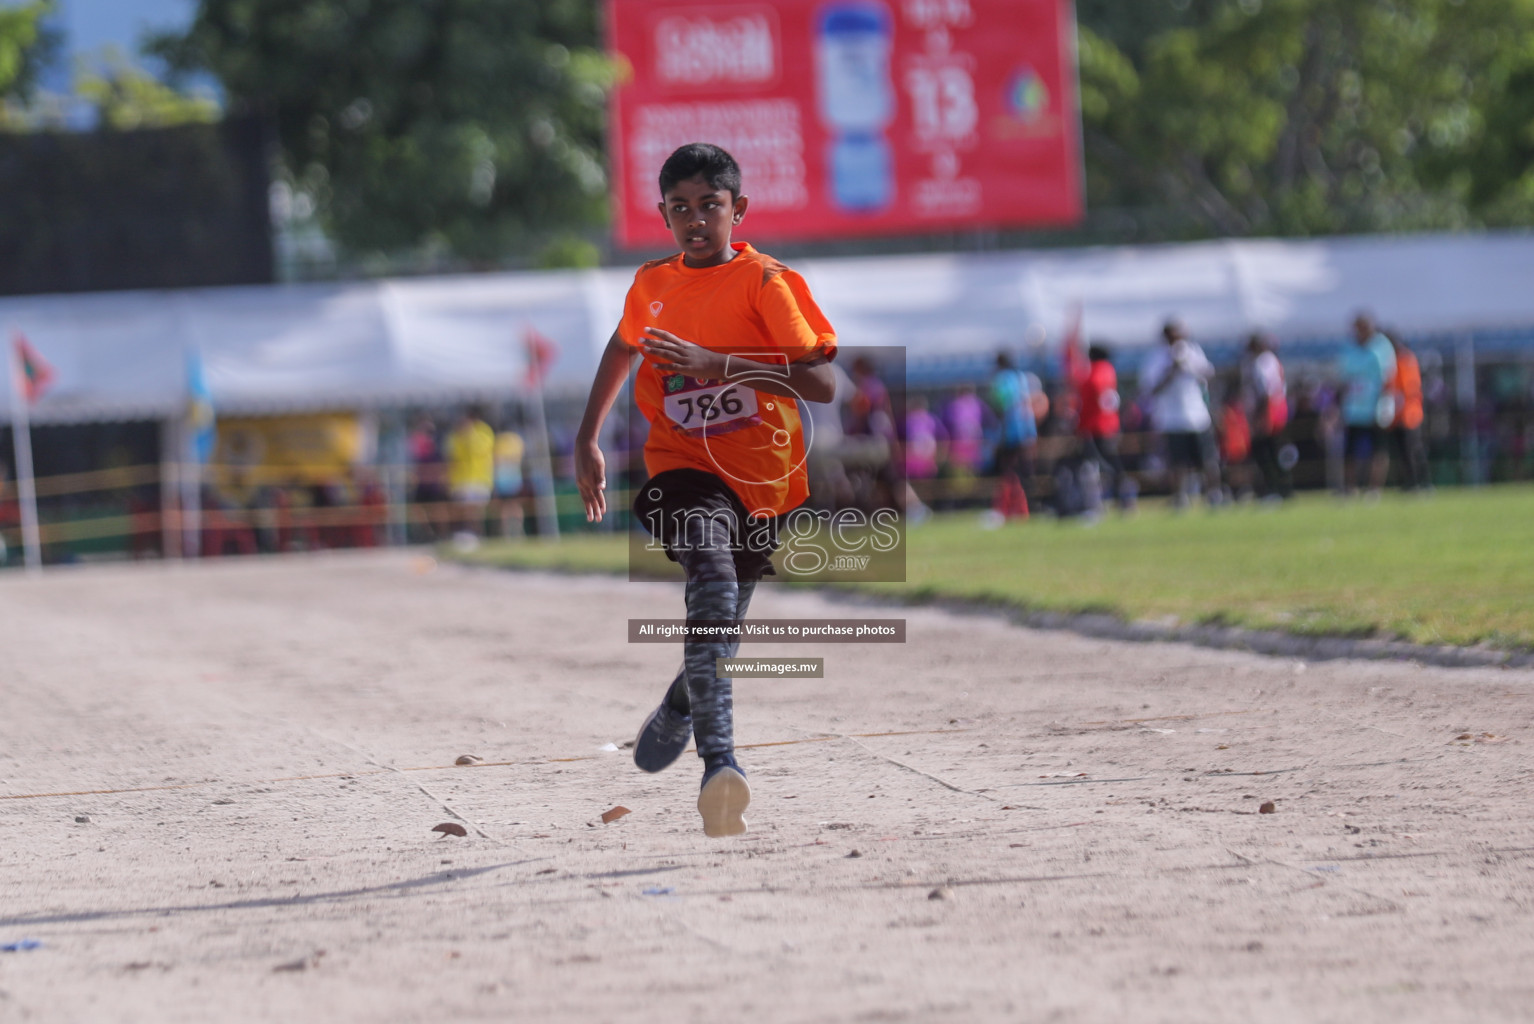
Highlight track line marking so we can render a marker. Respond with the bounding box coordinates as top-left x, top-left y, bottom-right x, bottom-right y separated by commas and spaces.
0, 728, 973, 801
